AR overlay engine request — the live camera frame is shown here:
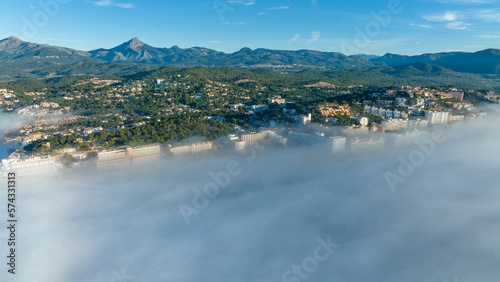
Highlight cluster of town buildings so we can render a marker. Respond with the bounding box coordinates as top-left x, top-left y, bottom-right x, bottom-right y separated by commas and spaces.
0, 89, 18, 109
0, 111, 476, 177
0, 81, 497, 178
